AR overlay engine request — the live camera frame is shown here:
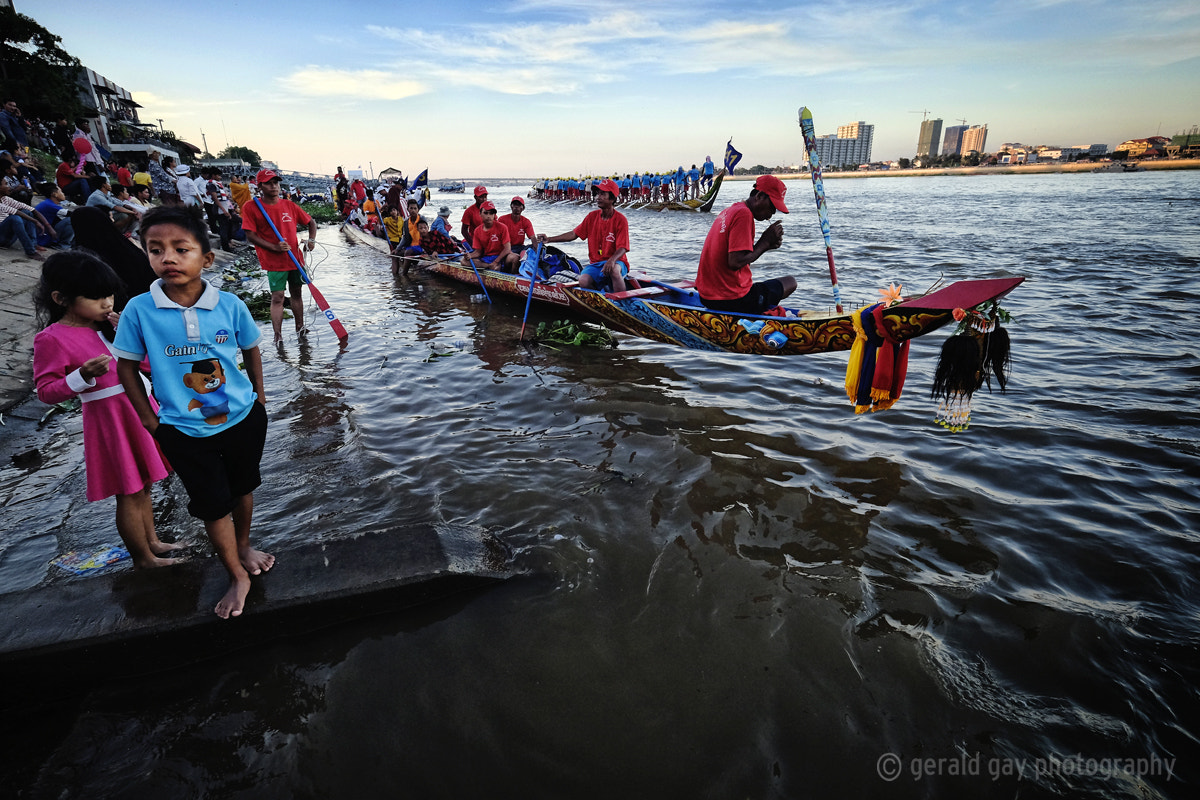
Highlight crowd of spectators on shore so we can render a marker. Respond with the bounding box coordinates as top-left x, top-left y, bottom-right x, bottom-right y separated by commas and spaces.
1, 99, 313, 262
